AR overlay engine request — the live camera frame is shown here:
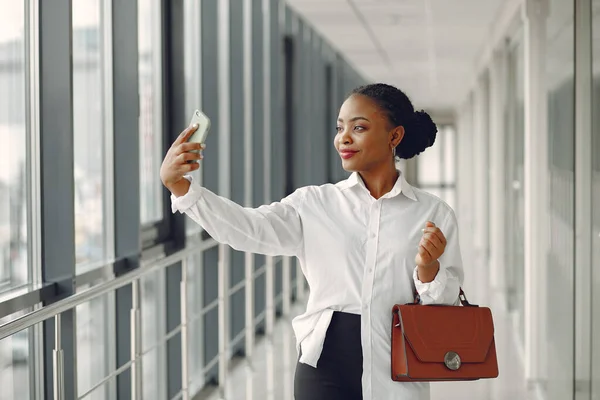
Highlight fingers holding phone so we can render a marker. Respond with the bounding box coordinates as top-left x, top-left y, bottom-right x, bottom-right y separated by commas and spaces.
160, 110, 211, 192
160, 124, 204, 189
